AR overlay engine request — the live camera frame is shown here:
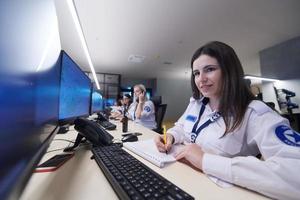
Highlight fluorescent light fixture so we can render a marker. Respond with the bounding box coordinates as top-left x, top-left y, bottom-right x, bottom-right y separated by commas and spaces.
128, 54, 145, 63
67, 0, 100, 89
244, 75, 279, 82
